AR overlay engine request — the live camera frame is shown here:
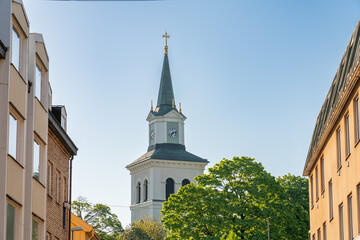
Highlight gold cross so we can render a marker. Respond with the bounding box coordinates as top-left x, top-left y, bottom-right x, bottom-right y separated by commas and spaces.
162, 31, 170, 46
162, 31, 170, 55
